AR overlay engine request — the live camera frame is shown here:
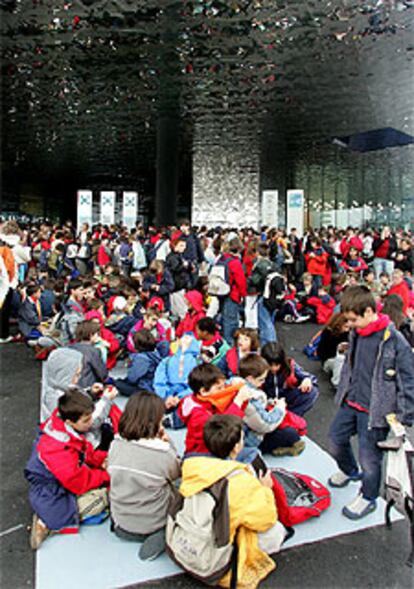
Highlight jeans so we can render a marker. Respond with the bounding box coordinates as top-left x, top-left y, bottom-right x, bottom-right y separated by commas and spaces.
260, 427, 300, 454
373, 257, 394, 280
257, 297, 277, 346
222, 298, 241, 344
329, 403, 388, 500
283, 386, 319, 417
